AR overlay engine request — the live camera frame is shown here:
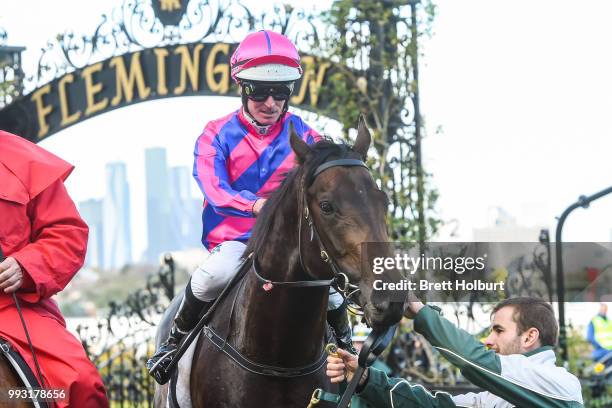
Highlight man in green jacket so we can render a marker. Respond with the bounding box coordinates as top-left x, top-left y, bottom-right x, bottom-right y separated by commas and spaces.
327, 297, 584, 407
